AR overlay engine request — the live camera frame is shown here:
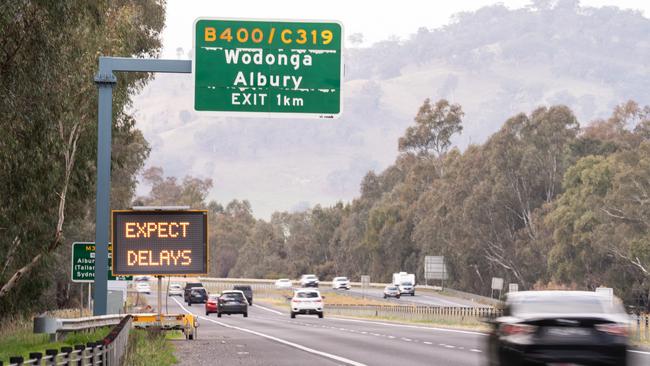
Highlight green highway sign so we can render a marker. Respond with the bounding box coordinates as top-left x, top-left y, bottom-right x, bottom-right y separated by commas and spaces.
71, 242, 132, 282
193, 18, 343, 118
